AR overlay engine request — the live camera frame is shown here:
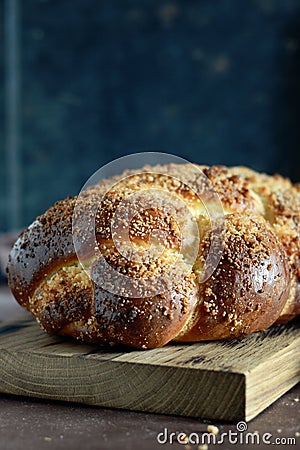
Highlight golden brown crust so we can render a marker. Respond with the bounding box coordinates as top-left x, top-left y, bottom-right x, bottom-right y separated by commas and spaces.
275, 280, 300, 324
91, 273, 198, 348
29, 264, 93, 334
175, 214, 290, 341
6, 163, 300, 349
7, 197, 77, 308
201, 166, 264, 215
